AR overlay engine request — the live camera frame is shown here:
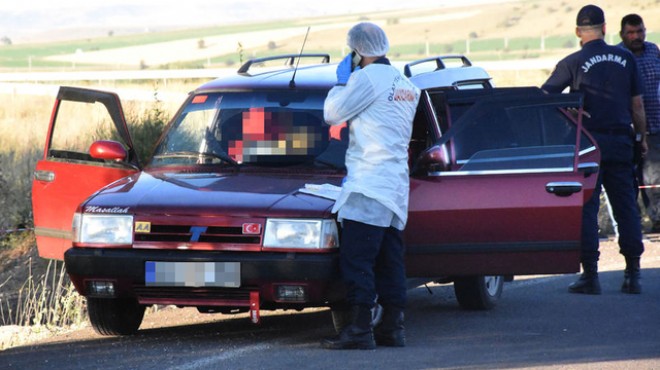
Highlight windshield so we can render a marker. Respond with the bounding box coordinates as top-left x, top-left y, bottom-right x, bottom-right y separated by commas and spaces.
151, 91, 347, 169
